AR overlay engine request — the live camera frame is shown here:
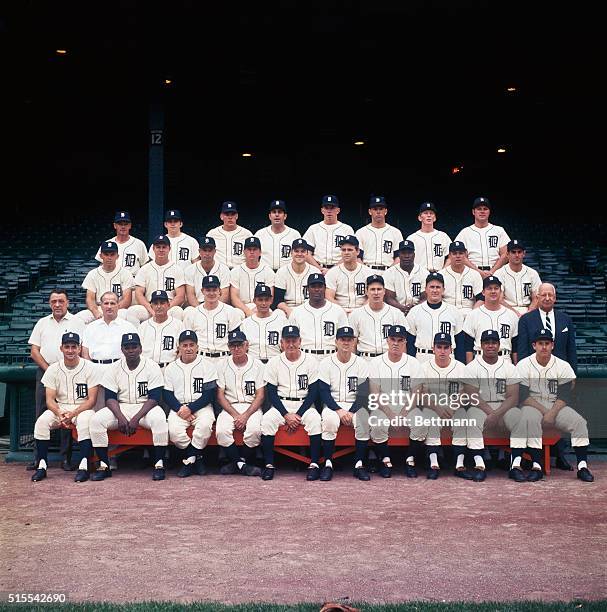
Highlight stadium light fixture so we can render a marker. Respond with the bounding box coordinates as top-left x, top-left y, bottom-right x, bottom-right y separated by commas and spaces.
354, 140, 365, 146
497, 148, 507, 153
242, 152, 253, 158
164, 79, 172, 85
55, 49, 67, 55
506, 87, 517, 92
